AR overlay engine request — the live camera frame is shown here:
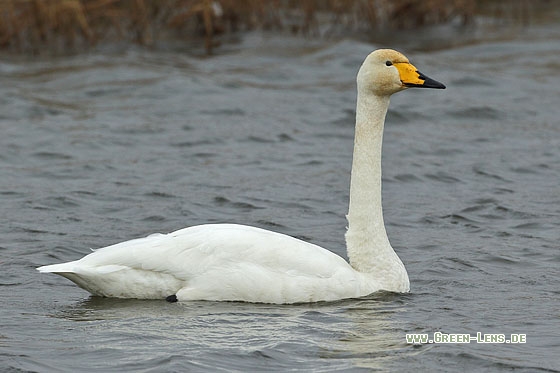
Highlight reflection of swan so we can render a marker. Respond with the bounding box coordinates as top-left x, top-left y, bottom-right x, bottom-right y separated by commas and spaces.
38, 49, 445, 304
